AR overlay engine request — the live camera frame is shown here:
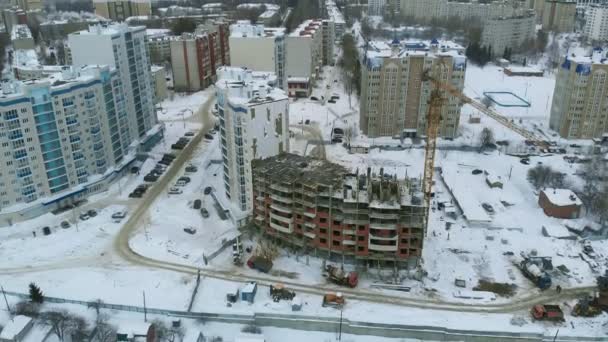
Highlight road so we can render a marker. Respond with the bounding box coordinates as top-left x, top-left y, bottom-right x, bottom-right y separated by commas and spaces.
0, 88, 599, 315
